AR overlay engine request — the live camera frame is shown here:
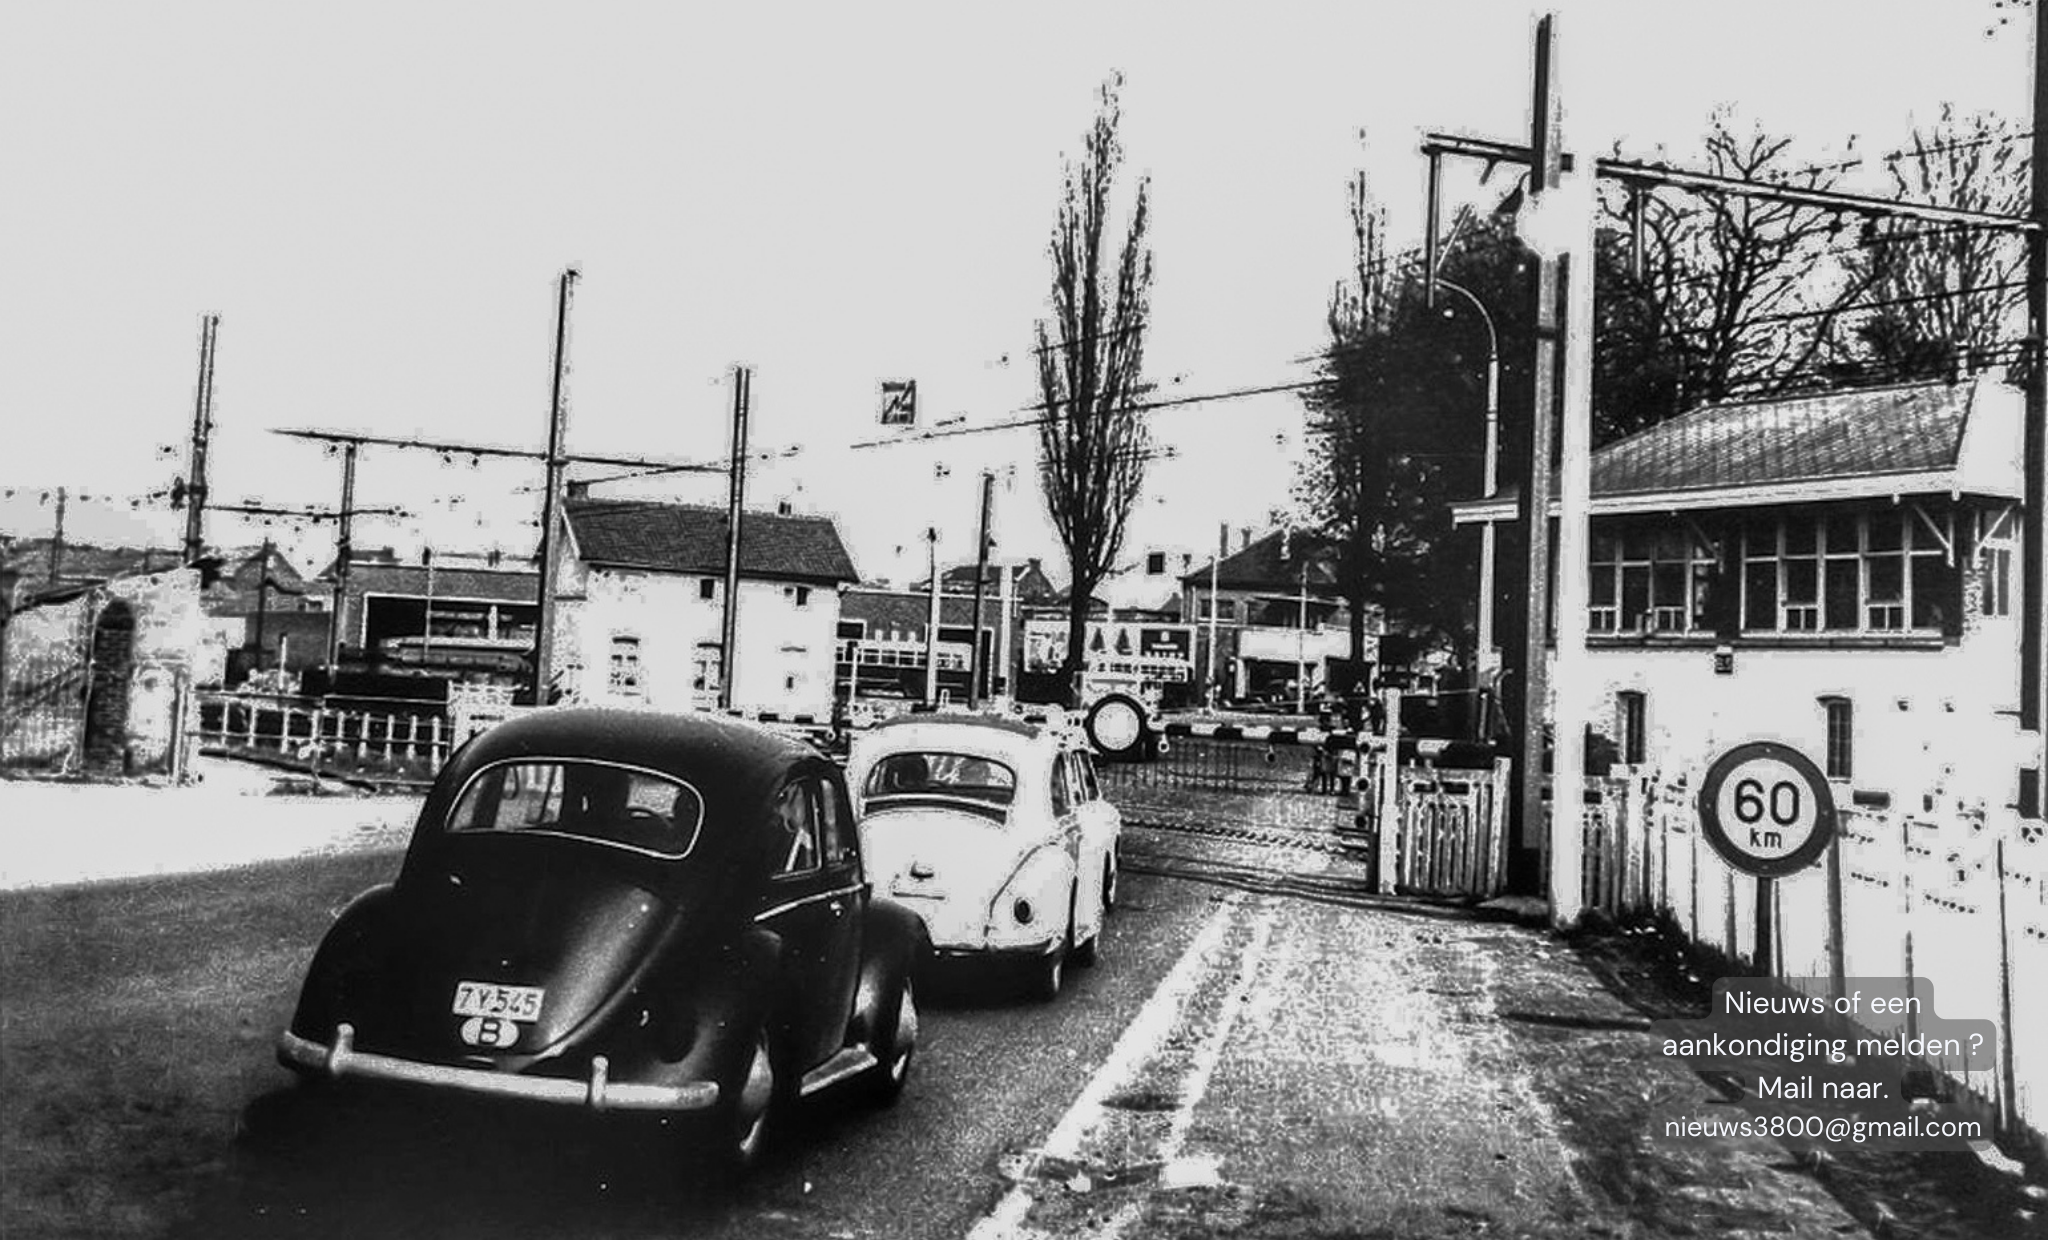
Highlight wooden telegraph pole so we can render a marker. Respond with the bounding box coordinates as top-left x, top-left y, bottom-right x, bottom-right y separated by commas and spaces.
530, 268, 579, 707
